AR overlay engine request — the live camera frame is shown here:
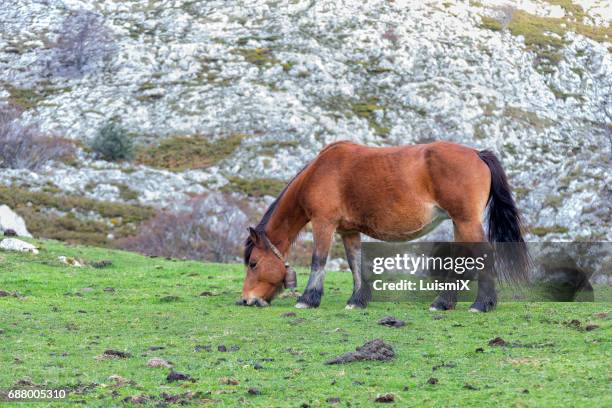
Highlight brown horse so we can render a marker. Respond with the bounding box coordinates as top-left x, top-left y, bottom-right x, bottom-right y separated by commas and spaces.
239, 141, 528, 312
